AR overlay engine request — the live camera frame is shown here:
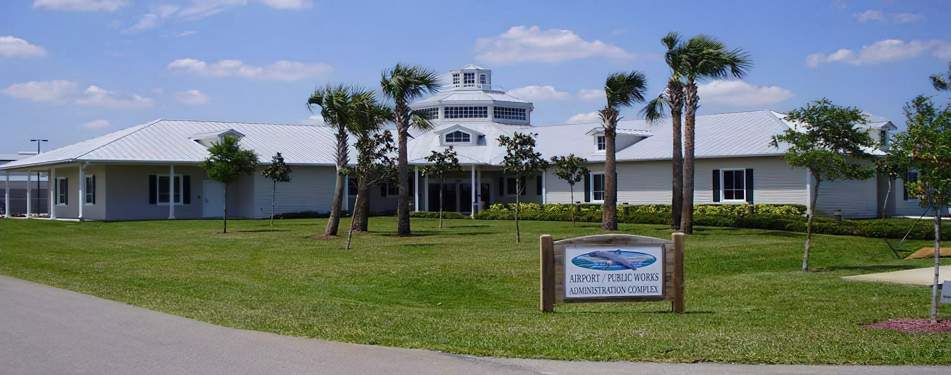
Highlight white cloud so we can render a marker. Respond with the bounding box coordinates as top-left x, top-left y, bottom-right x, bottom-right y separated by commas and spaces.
854, 9, 923, 24
566, 112, 601, 124
303, 114, 325, 126
75, 85, 154, 109
175, 89, 209, 105
260, 0, 312, 9
475, 26, 633, 64
81, 119, 111, 129
0, 36, 47, 58
176, 0, 311, 20
697, 80, 794, 107
123, 5, 180, 33
506, 85, 569, 101
168, 58, 332, 81
33, 0, 127, 12
806, 39, 951, 67
577, 88, 604, 101
2, 80, 78, 102
176, 30, 198, 38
